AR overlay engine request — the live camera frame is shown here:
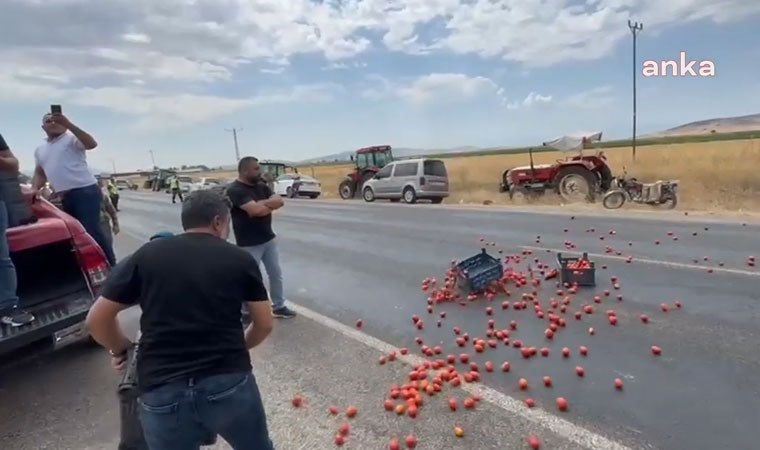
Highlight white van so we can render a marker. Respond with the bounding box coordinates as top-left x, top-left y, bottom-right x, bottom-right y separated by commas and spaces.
362, 158, 449, 204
